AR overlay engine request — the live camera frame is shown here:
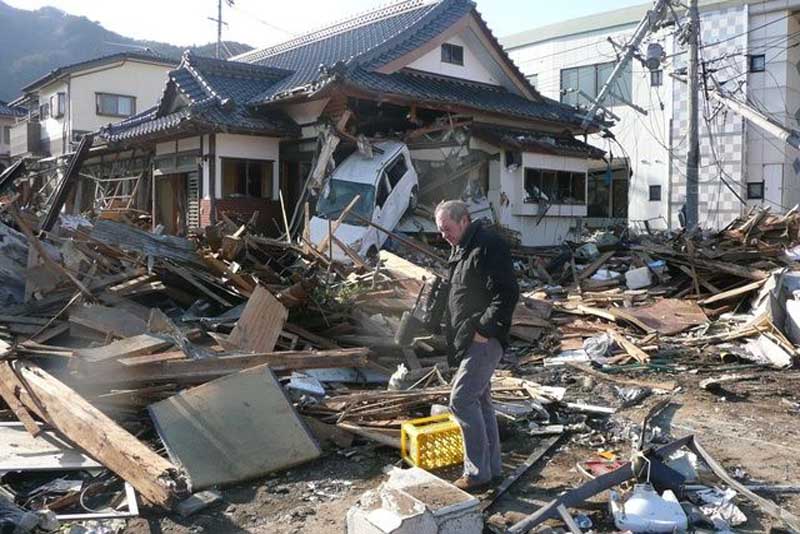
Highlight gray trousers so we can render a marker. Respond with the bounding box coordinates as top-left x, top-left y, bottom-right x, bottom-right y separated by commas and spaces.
449, 338, 503, 482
